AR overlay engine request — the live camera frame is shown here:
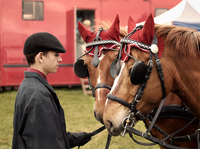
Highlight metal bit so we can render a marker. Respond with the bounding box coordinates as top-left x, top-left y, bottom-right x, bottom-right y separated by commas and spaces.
121, 112, 136, 137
